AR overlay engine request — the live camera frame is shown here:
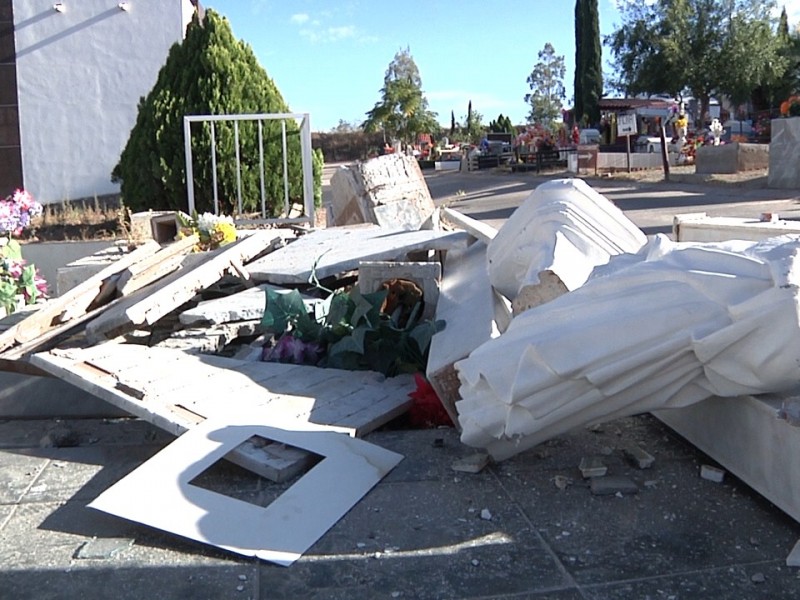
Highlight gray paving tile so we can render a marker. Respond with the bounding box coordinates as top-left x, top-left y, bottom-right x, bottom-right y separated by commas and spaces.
0, 504, 15, 531
258, 478, 572, 599
0, 451, 48, 504
493, 426, 800, 586
0, 564, 258, 600
582, 561, 800, 600
0, 417, 173, 449
0, 500, 242, 570
17, 444, 164, 503
366, 426, 480, 483
494, 415, 695, 479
